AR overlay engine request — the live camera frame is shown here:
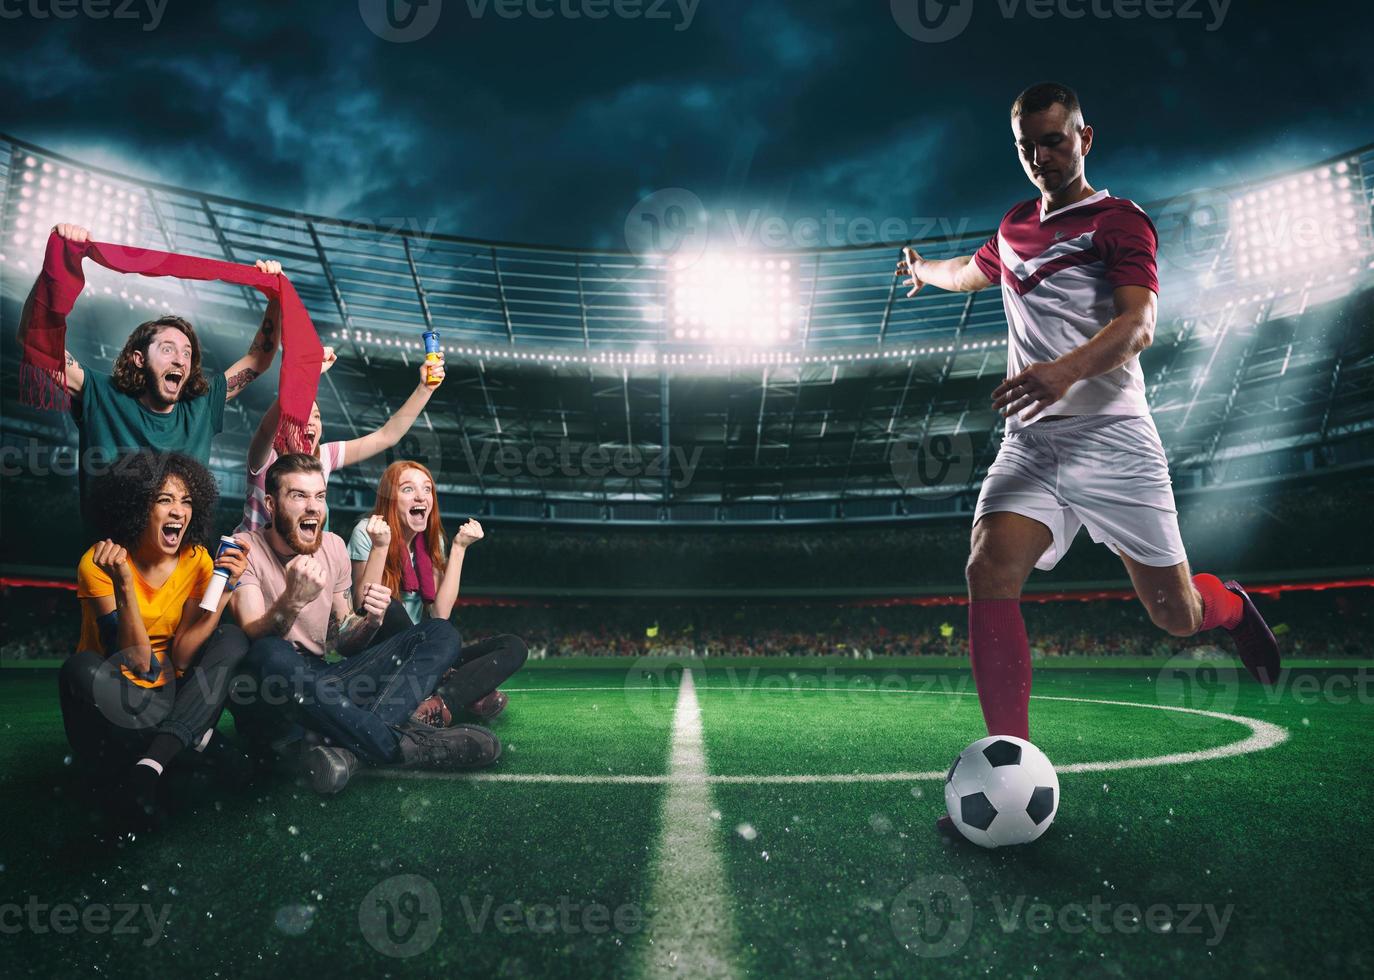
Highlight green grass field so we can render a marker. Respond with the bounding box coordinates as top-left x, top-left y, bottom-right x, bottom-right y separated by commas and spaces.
2, 659, 1371, 978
